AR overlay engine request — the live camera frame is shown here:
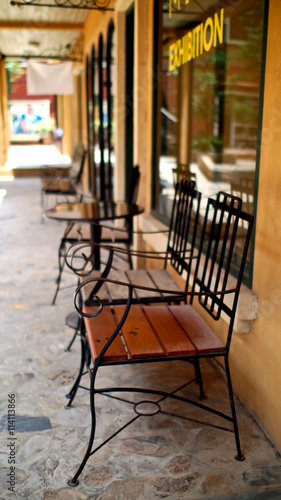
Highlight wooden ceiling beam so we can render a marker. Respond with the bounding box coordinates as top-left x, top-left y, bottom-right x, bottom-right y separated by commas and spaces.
0, 21, 83, 31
